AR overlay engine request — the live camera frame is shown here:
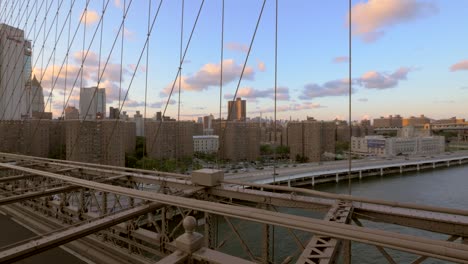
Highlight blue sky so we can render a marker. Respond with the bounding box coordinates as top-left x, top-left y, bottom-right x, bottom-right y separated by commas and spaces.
2, 0, 467, 121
